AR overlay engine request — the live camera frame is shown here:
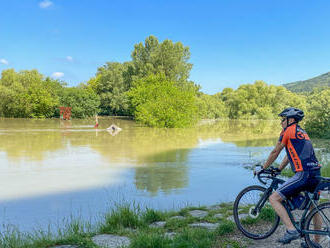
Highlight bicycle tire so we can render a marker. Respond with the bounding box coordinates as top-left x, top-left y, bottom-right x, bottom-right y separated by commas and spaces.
233, 185, 280, 239
304, 202, 330, 248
